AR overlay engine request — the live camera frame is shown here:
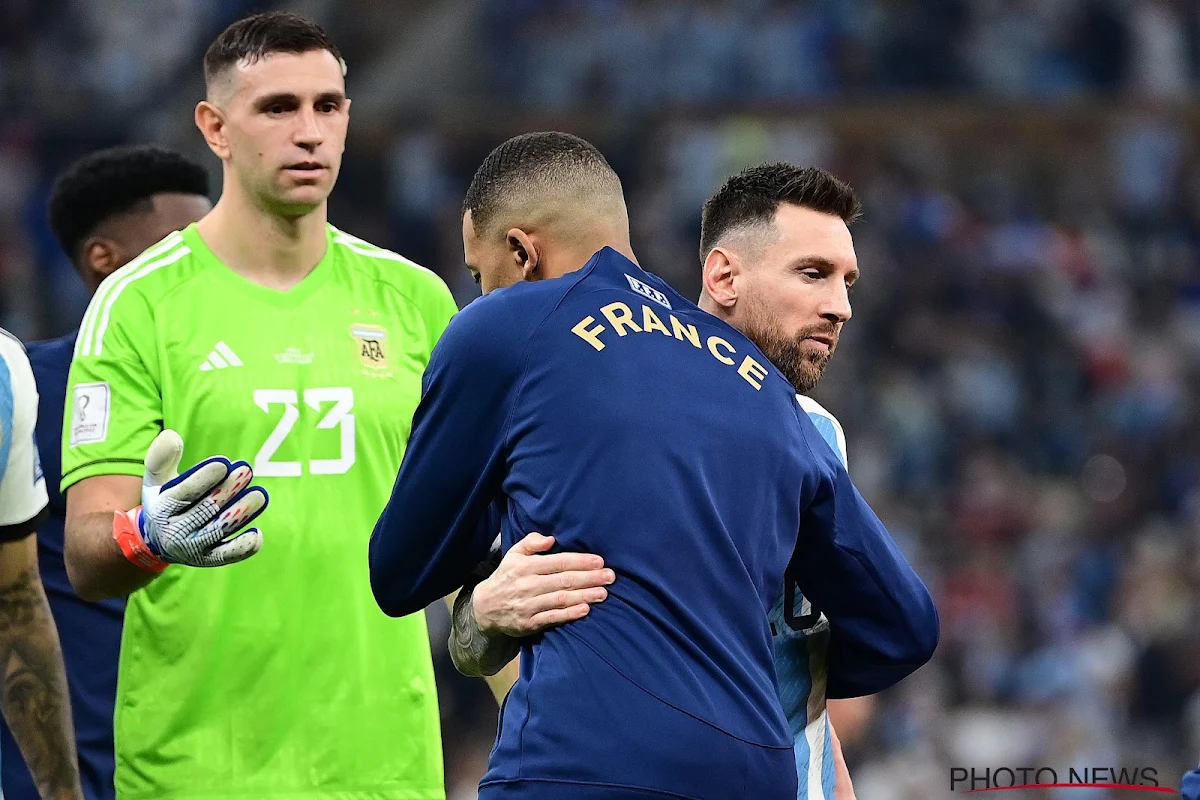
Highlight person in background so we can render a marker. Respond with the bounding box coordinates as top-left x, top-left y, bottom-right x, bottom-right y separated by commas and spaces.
0, 145, 211, 800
